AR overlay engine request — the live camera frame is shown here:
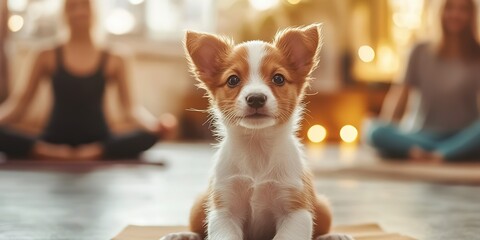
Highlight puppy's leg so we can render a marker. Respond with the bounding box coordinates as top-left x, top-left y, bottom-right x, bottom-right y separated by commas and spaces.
315, 234, 355, 240
159, 232, 201, 240
312, 195, 332, 238
207, 209, 243, 240
312, 196, 354, 240
273, 209, 313, 240
160, 193, 207, 240
189, 192, 208, 239
207, 176, 253, 240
